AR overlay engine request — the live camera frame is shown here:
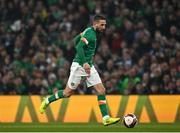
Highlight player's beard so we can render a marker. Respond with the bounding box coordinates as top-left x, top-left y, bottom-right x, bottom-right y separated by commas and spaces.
97, 28, 105, 33
96, 28, 105, 35
96, 31, 105, 44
